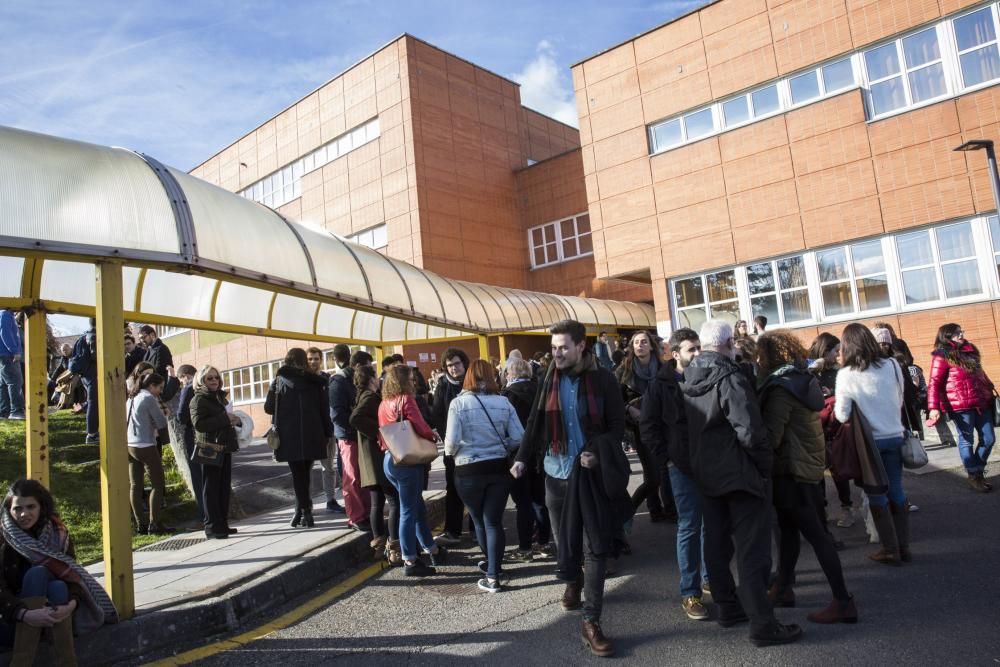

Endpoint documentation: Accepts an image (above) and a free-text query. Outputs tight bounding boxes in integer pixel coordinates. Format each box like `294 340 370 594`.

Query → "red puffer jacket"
927 343 993 413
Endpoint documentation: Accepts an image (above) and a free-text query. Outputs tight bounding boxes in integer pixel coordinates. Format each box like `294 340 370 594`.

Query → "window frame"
951 3 1000 93
527 212 593 269
815 239 894 318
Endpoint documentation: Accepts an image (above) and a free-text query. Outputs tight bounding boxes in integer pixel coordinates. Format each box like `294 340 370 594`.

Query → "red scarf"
544 365 601 455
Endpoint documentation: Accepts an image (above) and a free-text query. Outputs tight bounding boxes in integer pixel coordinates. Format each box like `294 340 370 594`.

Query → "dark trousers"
183 437 206 523
203 454 233 534
510 467 551 549
81 375 98 434
288 460 314 509
455 471 510 578
372 482 400 541
546 476 607 623
702 488 775 633
443 455 465 535
774 477 850 601
629 425 674 514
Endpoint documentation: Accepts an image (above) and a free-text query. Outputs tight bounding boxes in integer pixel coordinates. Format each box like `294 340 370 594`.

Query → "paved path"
141 446 1000 665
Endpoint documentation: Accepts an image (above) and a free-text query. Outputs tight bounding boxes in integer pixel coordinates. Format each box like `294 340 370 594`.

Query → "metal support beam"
477 335 489 360
497 335 507 364
24 308 49 486
95 262 134 619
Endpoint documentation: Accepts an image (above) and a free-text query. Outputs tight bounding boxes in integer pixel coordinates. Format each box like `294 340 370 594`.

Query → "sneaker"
435 532 461 546
403 558 436 577
348 520 372 534
681 596 709 620
532 542 555 559
146 523 175 535
429 545 448 567
477 577 501 593
750 621 804 647
326 500 346 514
507 548 534 562
7 413 25 420
908 503 920 512
85 433 100 444
836 508 855 528
701 581 712 597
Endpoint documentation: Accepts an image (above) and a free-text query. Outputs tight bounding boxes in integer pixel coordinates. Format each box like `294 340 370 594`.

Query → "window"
722 96 750 126
864 26 948 116
347 224 388 251
790 71 821 105
988 215 1000 281
954 5 1000 89
673 270 738 330
239 117 380 209
223 359 282 405
751 84 781 116
817 240 891 316
684 108 715 140
822 58 855 93
746 256 812 324
151 325 189 339
650 118 682 152
896 222 982 304
528 213 592 268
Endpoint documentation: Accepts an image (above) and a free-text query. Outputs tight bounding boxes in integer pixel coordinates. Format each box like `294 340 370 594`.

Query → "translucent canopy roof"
0 125 654 344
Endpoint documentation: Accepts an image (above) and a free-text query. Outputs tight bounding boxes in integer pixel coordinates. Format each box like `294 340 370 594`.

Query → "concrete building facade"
572 0 1000 377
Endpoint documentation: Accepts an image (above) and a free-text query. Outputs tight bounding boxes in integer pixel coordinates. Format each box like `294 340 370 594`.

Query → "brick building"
572 0 1000 378
169 34 651 424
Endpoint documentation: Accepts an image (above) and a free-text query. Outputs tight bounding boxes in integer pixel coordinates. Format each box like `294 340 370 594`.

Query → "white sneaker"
836 508 855 528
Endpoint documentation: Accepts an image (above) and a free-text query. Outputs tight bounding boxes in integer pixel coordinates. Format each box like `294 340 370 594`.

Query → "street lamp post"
955 139 1000 218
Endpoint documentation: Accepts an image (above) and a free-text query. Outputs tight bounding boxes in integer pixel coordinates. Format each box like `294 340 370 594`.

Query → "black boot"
302 507 315 527
289 506 302 528
890 501 911 563
868 505 901 566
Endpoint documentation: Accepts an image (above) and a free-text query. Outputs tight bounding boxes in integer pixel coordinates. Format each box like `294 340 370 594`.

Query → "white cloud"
511 41 579 127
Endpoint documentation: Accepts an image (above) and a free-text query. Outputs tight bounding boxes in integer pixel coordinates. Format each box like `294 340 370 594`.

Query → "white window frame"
347 223 388 251
742 255 814 327
895 221 987 307
951 3 1000 93
672 269 739 330
815 239 895 319
528 212 593 269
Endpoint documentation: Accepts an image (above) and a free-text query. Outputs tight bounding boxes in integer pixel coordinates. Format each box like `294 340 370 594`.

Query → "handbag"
894 361 928 469
379 398 438 465
266 381 281 451
193 443 225 467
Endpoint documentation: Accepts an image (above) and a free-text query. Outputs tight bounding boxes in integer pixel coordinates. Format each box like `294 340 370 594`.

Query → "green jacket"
758 364 826 483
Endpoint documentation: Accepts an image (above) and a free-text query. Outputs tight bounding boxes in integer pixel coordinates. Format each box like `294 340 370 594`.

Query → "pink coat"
927 343 993 413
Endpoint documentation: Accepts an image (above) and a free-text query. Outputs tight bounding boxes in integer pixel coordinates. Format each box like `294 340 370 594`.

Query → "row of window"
671 215 1000 332
528 212 594 269
347 223 388 251
649 2 1000 154
239 117 381 210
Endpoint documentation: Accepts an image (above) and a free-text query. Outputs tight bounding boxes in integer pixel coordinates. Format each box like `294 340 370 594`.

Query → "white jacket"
834 359 904 439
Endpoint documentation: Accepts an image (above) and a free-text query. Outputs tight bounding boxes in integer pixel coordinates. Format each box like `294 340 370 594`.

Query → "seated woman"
0 479 117 664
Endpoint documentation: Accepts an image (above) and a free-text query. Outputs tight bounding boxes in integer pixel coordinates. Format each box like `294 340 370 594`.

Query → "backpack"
68 332 95 377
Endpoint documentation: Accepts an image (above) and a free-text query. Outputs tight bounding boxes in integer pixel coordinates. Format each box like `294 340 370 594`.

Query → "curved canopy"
0 125 654 344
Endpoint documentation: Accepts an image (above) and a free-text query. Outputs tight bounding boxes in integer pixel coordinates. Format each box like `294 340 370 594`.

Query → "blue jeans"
670 465 708 598
384 452 435 561
455 471 510 578
0 566 69 646
0 355 24 418
81 375 98 435
951 409 995 475
868 436 906 508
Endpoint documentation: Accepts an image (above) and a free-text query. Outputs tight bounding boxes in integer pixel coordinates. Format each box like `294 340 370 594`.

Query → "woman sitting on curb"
0 478 118 665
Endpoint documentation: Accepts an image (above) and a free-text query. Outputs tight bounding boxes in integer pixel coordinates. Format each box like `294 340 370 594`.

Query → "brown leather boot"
968 473 990 493
581 620 614 657
561 575 583 611
50 615 78 667
890 502 911 563
10 597 46 667
385 539 403 566
807 596 858 624
868 505 901 566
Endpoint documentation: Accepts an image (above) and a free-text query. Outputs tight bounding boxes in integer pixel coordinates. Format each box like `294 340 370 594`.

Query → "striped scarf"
1 511 118 631
542 354 601 455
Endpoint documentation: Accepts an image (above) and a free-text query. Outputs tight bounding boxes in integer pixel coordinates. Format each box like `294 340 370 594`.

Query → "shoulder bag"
265 381 280 451
894 360 928 469
379 398 438 465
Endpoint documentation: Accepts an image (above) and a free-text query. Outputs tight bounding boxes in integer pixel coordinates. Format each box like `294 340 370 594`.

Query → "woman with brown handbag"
377 365 446 577
190 365 241 539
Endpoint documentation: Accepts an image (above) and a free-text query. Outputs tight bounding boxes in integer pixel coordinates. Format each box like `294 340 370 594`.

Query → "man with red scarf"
512 319 629 658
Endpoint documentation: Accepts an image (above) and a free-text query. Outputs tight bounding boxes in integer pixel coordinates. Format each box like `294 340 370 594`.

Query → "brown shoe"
681 596 709 620
807 596 858 624
767 582 796 608
968 473 991 493
581 620 614 657
868 505 901 566
561 578 583 611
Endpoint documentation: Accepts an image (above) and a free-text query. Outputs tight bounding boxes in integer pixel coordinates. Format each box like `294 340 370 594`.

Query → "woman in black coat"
189 365 241 539
265 348 334 528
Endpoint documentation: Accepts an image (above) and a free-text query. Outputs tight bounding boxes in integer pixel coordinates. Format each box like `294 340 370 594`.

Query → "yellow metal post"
498 335 508 363
477 335 489 360
95 262 134 619
24 308 49 486
374 346 387 369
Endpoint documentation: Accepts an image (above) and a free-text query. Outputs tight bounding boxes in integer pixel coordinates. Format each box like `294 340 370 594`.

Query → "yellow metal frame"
477 335 489 360
24 307 49 486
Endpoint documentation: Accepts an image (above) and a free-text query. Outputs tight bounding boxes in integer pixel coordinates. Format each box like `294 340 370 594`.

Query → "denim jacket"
444 391 524 466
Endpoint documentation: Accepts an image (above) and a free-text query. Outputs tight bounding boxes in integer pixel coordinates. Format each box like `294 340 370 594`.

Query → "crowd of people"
2 309 996 660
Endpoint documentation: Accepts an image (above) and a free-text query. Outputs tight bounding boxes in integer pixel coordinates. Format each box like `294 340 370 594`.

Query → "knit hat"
871 327 892 345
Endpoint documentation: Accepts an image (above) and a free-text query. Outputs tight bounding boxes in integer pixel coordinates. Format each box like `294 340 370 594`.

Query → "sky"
2 0 710 334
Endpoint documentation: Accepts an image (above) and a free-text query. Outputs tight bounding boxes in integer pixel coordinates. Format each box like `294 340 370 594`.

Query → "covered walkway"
0 124 654 617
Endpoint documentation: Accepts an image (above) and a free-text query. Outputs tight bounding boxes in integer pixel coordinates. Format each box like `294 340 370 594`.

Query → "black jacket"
1 526 82 625
639 363 690 476
177 382 196 455
328 366 356 441
349 388 386 490
265 366 333 463
124 347 145 377
431 375 463 438
143 338 173 378
189 387 234 448
681 351 771 498
501 377 538 428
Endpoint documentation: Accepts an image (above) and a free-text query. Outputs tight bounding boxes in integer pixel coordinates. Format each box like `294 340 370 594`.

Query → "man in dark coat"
430 346 470 544
512 319 629 658
680 319 802 647
139 325 173 378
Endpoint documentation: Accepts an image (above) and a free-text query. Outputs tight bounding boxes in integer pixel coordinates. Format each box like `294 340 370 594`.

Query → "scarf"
631 355 659 385
542 353 601 455
944 341 984 373
1 512 118 632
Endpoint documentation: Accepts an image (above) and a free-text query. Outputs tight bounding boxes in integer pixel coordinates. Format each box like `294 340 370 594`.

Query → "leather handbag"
266 382 281 451
900 405 928 470
379 398 438 465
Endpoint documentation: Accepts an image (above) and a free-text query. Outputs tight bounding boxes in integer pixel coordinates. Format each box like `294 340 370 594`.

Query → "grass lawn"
0 411 197 564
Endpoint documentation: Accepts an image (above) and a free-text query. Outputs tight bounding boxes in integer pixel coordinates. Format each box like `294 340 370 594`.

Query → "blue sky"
3 0 709 334
1 0 709 171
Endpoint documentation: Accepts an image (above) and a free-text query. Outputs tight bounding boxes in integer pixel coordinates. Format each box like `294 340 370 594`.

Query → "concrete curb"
70 491 446 666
